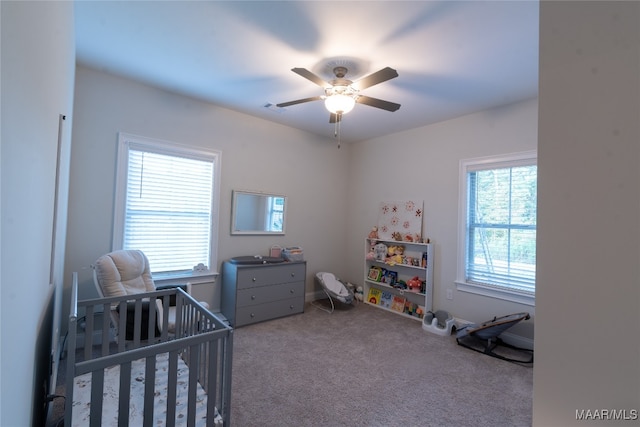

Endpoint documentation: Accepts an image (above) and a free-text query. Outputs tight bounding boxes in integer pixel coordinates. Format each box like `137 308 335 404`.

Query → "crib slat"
148 296 158 344
143 355 156 427
84 305 94 361
118 361 132 427
101 303 111 357
89 370 105 427
206 339 219 427
166 350 178 426
133 298 143 347
159 294 170 340
118 300 127 352
175 295 184 339
221 328 235 426
187 343 200 427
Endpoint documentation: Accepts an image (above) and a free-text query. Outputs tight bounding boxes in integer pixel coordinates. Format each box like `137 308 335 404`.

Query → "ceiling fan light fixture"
324 93 356 114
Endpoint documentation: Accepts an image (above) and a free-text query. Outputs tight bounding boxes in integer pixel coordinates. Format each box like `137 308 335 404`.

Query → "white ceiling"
74 1 539 143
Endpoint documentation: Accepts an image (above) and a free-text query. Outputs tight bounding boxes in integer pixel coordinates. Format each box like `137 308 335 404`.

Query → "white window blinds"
464 156 537 294
114 134 219 275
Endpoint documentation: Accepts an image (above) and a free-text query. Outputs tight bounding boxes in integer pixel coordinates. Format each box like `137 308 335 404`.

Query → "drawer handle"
289 305 294 309
290 272 295 277
252 277 257 282
251 295 256 300
250 313 255 318
290 289 294 294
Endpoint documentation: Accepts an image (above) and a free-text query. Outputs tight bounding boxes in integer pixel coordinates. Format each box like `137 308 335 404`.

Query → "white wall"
534 2 640 425
4 1 638 424
65 66 350 311
346 98 538 339
67 66 539 342
0 2 75 426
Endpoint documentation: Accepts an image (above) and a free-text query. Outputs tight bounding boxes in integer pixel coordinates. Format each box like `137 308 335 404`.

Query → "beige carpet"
230 301 532 427
48 300 532 427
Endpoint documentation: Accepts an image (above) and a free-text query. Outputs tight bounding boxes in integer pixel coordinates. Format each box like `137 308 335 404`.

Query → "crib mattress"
72 352 222 426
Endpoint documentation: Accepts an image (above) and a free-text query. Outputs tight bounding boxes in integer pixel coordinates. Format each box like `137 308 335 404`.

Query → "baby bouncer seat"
313 272 354 313
456 312 534 364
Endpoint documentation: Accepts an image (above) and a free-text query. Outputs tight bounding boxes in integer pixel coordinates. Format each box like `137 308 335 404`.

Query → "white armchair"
93 249 207 341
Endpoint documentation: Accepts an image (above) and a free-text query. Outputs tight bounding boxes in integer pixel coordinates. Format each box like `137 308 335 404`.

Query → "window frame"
113 132 221 279
456 150 537 306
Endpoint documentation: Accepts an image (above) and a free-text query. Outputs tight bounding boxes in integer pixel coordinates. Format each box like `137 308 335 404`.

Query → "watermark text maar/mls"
576 409 638 421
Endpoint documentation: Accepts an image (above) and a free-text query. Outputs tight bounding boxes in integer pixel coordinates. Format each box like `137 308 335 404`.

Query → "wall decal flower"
377 200 423 240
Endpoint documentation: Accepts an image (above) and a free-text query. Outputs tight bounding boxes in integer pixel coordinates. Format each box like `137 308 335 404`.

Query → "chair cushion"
95 250 155 297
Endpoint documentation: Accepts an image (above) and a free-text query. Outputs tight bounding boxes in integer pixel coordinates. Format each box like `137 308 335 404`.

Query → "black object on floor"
456 312 534 364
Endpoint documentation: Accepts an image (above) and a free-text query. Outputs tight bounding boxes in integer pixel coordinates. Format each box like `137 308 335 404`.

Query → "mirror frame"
231 190 287 235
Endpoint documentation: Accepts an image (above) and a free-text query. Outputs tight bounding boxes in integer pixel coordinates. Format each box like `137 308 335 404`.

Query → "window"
457 151 537 305
267 196 284 232
114 133 220 276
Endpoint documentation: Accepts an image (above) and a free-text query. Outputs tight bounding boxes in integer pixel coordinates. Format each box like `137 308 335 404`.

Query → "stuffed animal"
354 286 364 302
373 243 388 261
387 254 403 265
392 231 403 241
407 276 423 292
368 226 379 239
387 245 405 256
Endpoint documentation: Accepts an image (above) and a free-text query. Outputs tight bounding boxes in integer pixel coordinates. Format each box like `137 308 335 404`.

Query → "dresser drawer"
235 297 304 327
236 263 305 289
236 282 304 307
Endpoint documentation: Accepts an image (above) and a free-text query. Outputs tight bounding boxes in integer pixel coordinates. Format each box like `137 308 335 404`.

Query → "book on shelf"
380 291 393 308
381 270 398 286
390 295 406 312
367 266 383 282
367 287 382 305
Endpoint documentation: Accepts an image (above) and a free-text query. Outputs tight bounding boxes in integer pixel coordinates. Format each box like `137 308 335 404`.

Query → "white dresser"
221 261 306 327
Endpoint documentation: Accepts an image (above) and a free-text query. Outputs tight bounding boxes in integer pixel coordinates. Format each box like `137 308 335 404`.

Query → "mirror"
231 190 286 235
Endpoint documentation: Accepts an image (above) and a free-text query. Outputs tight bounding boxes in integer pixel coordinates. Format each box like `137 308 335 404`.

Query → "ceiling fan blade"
276 96 322 108
292 68 329 87
329 112 342 124
356 95 401 112
353 67 399 90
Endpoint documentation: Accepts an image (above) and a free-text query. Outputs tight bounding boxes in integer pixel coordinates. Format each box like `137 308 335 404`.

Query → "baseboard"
453 317 473 330
305 290 325 302
500 331 534 350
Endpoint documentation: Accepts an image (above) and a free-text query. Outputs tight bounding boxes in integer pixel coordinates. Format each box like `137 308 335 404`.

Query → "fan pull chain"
334 113 342 149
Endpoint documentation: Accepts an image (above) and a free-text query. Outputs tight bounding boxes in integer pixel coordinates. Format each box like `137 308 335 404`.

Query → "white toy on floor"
422 310 455 336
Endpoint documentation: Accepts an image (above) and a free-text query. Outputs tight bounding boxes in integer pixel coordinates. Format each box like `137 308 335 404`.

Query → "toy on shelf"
368 226 379 239
373 243 388 261
406 276 424 293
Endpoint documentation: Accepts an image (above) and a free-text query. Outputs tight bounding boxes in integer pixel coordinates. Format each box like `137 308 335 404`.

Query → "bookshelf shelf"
364 238 433 321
